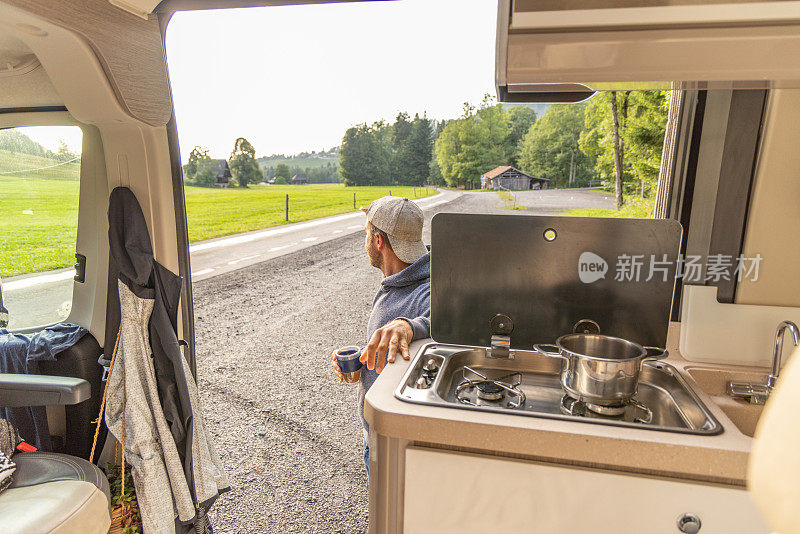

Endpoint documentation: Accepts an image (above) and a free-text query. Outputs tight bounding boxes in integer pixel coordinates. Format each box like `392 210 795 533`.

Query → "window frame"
0 110 108 337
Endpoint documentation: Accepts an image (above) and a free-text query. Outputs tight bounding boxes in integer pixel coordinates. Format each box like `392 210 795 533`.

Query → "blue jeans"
363 437 370 477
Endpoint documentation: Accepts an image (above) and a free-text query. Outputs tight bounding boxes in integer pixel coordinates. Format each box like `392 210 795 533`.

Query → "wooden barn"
197 159 231 187
481 166 549 190
291 173 308 185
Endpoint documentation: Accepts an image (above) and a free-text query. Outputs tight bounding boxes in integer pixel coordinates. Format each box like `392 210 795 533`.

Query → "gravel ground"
194 231 373 533
191 189 610 532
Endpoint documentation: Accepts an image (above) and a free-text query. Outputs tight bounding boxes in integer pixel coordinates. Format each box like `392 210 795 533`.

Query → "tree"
405 114 433 186
0 129 54 158
390 112 413 184
626 91 670 198
517 103 594 189
229 138 262 187
56 138 78 162
579 90 668 203
274 176 288 185
183 146 210 183
610 91 626 209
193 167 217 187
428 155 445 186
504 106 538 167
340 122 391 186
274 163 291 180
434 96 509 188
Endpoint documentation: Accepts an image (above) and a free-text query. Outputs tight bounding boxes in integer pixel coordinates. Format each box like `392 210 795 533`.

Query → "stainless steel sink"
396 343 722 435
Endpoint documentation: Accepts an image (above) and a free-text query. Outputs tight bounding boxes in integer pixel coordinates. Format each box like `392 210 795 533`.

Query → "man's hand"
331 350 344 383
360 319 413 374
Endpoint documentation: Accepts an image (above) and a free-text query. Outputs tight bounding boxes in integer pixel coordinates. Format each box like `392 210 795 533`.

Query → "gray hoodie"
359 253 431 431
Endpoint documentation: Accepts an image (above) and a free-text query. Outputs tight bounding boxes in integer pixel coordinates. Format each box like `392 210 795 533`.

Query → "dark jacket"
104 187 227 532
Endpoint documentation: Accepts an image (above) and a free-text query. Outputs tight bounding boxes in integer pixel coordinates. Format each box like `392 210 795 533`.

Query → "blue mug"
336 346 363 383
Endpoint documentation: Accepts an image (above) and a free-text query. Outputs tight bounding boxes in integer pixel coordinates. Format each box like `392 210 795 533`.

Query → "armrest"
0 374 91 407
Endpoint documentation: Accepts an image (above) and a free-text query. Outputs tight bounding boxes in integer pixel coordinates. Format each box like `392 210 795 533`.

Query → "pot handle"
533 344 563 358
643 346 669 360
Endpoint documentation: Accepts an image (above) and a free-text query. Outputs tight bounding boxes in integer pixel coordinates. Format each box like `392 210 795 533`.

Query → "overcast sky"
165 0 498 161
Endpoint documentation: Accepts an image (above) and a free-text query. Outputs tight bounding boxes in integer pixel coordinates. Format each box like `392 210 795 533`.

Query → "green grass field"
184 183 435 242
0 176 80 277
563 196 656 219
1 176 436 277
0 151 82 277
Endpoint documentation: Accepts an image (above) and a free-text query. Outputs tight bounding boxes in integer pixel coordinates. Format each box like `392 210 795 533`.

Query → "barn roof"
482 166 549 181
198 159 230 177
482 166 513 179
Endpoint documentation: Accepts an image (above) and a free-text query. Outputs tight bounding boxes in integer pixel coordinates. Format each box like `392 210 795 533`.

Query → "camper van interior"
1 0 800 533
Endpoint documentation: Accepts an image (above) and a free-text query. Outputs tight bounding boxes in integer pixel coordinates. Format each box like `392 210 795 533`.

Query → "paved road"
460 187 615 215
1 188 612 330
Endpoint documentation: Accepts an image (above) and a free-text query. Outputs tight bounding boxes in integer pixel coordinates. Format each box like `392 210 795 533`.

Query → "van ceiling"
0 30 62 109
112 0 373 18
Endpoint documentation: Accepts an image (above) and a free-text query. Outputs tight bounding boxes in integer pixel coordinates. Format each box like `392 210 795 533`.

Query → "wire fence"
0 156 81 174
282 185 435 221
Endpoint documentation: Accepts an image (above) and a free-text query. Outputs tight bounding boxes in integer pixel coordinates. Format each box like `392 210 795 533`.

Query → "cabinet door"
496 0 800 98
403 447 768 534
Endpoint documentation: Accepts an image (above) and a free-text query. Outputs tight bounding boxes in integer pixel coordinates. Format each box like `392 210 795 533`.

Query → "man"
332 196 431 475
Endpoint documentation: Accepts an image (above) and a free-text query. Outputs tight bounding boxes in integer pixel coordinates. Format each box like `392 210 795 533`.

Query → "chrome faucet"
768 321 800 388
727 320 799 404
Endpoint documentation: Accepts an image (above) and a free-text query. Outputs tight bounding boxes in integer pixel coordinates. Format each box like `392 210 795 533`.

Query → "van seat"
0 452 111 533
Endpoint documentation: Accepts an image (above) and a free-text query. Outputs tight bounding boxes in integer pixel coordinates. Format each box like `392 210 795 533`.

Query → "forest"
340 91 669 207
181 91 669 210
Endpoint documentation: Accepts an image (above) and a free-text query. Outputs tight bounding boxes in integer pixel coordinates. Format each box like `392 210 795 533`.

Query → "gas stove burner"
455 366 526 409
475 380 505 401
585 402 626 417
560 395 653 424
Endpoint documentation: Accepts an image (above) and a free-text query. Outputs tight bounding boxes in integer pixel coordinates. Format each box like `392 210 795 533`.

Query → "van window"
0 125 83 330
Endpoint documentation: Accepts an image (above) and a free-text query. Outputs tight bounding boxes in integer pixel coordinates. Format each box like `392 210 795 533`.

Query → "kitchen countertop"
364 322 761 487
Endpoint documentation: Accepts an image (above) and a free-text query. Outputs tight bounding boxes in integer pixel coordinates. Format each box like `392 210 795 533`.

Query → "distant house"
481 166 549 191
291 173 308 185
198 159 232 187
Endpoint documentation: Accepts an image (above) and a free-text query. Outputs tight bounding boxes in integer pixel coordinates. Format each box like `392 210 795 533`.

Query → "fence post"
389 189 392 197
285 194 289 221
353 192 356 210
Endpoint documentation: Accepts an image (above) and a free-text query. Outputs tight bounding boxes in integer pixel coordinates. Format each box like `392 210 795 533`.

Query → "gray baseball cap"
363 196 428 264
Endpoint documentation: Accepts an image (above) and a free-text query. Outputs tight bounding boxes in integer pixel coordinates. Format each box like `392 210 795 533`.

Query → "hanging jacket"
103 187 229 533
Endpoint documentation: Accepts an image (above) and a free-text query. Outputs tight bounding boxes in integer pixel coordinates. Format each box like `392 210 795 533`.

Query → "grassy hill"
257 154 339 171
258 152 340 183
0 149 80 181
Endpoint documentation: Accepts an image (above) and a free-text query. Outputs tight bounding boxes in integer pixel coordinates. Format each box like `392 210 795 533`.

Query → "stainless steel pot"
533 334 667 407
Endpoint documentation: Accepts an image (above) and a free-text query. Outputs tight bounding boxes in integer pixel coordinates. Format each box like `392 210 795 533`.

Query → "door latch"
74 253 86 283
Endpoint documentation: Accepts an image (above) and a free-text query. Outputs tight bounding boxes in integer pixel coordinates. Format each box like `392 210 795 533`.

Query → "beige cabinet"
403 447 768 534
